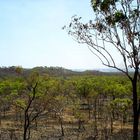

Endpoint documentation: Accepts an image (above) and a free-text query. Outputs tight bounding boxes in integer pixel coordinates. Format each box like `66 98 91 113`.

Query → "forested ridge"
0 66 137 140
0 66 105 78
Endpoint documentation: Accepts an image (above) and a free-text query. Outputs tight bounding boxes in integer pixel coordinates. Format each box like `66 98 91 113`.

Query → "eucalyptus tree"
0 78 24 119
51 95 67 136
14 72 47 140
50 77 75 136
75 77 95 119
110 98 132 124
65 0 140 139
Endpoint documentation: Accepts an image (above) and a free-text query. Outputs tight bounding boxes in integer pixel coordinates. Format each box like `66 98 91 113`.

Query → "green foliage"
109 98 132 113
15 99 26 109
0 71 135 139
91 0 118 12
114 11 126 22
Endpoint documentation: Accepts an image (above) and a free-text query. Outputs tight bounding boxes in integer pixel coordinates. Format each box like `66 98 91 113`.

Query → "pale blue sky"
0 0 105 69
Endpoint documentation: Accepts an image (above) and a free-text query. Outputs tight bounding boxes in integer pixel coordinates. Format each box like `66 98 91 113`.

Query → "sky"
0 0 107 70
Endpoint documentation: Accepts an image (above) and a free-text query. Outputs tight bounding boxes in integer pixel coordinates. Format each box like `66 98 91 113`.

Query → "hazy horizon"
0 65 119 73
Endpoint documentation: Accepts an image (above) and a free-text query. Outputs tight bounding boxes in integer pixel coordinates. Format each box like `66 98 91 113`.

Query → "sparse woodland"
0 0 139 139
0 67 138 140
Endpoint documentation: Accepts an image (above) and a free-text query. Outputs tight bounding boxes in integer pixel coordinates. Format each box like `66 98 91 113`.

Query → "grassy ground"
0 109 135 140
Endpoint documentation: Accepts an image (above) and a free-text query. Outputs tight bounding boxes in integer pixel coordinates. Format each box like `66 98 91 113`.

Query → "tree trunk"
87 99 91 120
35 118 38 129
59 117 64 136
132 78 139 140
94 98 98 136
110 113 113 134
23 112 30 140
0 112 1 126
23 126 27 140
23 112 27 140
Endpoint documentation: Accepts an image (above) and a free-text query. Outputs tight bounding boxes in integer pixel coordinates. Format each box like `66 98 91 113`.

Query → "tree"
51 95 67 136
109 98 132 130
76 77 94 120
20 71 47 140
65 0 140 139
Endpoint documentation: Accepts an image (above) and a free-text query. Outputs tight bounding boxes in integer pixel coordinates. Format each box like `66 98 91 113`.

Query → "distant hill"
0 66 104 78
30 66 105 77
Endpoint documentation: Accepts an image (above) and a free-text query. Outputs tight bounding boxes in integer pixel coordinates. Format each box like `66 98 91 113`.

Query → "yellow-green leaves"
15 99 26 110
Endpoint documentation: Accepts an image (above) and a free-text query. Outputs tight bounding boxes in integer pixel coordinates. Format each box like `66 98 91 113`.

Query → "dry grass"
0 107 135 140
